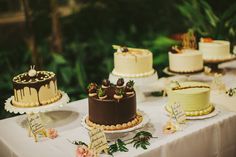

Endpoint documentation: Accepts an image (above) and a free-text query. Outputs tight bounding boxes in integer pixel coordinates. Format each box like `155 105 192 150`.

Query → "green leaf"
60 67 73 84
52 53 67 65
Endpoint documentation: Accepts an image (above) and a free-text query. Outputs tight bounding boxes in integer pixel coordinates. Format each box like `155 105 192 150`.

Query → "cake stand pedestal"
109 71 158 102
4 91 70 127
204 55 236 74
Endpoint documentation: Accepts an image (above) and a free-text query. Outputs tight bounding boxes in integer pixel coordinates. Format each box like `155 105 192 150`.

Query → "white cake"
168 48 203 73
199 39 231 60
112 45 155 77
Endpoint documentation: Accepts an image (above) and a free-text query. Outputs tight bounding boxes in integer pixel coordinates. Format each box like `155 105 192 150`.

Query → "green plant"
177 0 236 40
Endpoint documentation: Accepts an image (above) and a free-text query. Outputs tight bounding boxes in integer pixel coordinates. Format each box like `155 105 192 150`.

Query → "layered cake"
166 81 214 116
168 32 203 73
12 66 61 107
199 38 231 60
86 78 142 131
112 45 155 77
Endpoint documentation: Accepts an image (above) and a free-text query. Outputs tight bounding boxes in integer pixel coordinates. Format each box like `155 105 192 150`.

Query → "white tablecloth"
1 98 236 157
1 60 236 157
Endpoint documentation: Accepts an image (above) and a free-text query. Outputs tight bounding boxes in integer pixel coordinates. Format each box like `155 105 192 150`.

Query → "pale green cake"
166 81 214 116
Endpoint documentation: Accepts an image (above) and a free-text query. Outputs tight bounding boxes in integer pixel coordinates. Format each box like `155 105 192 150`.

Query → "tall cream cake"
112 45 155 77
168 32 203 73
12 67 61 107
166 82 214 116
199 38 231 60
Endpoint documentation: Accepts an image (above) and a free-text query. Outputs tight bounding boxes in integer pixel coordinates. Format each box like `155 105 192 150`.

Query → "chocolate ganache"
88 79 136 126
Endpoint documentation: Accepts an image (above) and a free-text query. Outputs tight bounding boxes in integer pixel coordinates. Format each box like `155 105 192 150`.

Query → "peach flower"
76 145 96 157
47 128 58 139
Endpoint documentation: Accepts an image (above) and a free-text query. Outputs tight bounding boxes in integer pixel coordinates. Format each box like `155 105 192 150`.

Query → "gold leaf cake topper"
182 31 196 49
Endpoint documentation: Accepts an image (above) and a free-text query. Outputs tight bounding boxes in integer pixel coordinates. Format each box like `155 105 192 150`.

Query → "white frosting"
168 49 203 72
112 49 154 77
199 40 230 59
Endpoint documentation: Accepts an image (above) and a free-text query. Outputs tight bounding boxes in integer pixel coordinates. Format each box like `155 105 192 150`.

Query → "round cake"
112 45 155 77
12 67 61 107
166 82 214 116
87 78 142 131
199 38 231 60
168 47 203 73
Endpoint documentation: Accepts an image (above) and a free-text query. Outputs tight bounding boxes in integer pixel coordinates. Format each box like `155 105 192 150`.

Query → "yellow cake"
112 45 155 77
166 82 214 116
12 67 61 107
199 39 231 60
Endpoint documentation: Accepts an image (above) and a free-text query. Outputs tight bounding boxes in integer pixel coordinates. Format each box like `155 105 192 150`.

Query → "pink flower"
47 128 58 139
76 145 96 157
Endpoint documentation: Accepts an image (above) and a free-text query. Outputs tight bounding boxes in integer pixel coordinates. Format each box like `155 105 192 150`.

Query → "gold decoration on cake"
182 31 196 49
86 113 143 131
28 65 37 77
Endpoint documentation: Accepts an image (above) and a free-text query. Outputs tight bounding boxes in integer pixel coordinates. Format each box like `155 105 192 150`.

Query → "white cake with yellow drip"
166 82 214 116
12 66 61 107
112 45 155 77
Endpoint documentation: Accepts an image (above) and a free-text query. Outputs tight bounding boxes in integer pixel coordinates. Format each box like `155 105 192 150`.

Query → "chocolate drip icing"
12 71 57 105
172 85 210 91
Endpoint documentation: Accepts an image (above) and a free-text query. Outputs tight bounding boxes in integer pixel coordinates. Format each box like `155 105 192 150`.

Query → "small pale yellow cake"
166 82 214 116
199 40 231 60
112 45 155 77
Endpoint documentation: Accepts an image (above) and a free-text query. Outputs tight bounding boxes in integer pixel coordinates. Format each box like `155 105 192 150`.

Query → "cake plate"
5 90 70 124
186 108 219 120
81 110 150 139
204 55 236 74
163 67 204 76
109 71 158 86
165 105 219 120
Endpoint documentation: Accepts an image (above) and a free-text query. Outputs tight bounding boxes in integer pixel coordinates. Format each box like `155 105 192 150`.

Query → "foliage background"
0 0 236 119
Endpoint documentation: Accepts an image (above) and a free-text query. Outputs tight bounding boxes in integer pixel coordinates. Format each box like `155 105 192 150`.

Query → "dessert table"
1 61 236 157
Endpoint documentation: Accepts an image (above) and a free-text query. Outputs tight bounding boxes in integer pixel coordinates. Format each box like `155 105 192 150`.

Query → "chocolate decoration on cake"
88 79 137 126
116 78 124 88
88 83 98 97
125 80 135 95
102 79 110 88
170 46 182 54
114 88 124 100
117 46 129 53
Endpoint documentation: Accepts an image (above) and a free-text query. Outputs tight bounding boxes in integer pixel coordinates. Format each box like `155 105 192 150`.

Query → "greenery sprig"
69 131 157 156
108 139 128 155
98 87 106 97
69 140 88 147
132 131 152 149
108 131 157 155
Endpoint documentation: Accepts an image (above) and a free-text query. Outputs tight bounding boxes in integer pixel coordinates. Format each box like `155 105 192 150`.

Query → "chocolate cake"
87 78 142 131
12 66 61 107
